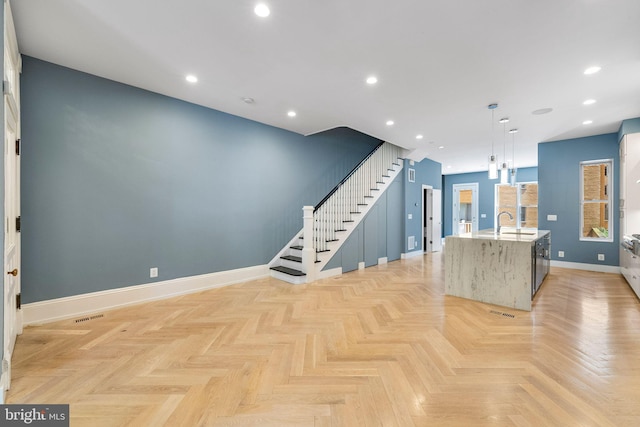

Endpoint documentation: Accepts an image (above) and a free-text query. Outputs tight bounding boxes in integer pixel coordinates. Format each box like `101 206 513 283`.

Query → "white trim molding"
401 250 424 260
22 265 270 326
550 260 621 274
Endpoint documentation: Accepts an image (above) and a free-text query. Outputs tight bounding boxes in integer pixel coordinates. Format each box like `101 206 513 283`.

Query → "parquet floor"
6 252 640 426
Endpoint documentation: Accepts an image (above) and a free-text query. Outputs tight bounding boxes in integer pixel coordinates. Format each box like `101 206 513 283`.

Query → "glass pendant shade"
488 155 498 179
500 163 509 184
510 167 517 186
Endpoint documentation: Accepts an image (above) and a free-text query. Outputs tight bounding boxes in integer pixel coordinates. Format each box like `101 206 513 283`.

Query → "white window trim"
579 159 613 242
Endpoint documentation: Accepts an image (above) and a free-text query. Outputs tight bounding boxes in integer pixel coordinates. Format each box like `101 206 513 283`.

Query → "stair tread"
270 266 306 276
281 255 302 262
290 245 303 250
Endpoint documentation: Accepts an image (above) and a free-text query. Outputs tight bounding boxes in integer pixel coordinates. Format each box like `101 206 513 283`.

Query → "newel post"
302 206 316 283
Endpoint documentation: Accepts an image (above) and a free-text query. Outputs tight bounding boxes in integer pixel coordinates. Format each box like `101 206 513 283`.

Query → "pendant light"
488 104 498 179
499 117 509 184
509 128 518 186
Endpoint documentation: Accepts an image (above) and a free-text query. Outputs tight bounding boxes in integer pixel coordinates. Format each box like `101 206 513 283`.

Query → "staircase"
269 142 403 284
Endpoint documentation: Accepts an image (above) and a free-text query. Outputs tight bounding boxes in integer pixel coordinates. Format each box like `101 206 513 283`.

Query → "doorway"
452 183 478 235
422 186 442 252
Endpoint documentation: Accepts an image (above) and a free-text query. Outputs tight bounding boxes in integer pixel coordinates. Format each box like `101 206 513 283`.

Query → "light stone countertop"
455 228 550 243
444 229 551 311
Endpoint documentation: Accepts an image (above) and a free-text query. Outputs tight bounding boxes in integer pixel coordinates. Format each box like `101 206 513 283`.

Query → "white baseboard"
22 265 270 326
550 260 621 274
358 262 365 270
378 257 388 265
318 267 342 279
401 250 424 260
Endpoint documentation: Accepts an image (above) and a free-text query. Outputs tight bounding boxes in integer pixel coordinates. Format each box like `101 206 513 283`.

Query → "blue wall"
404 158 443 254
538 133 619 266
442 167 538 236
21 56 383 303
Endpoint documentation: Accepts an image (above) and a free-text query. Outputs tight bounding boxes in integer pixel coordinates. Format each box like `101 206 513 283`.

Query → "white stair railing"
302 142 402 274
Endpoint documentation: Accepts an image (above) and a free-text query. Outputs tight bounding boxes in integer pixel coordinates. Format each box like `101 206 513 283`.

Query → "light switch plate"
547 214 557 221
558 251 564 258
481 214 486 218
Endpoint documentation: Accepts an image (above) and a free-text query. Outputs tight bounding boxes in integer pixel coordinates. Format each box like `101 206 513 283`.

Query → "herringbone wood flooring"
7 253 640 426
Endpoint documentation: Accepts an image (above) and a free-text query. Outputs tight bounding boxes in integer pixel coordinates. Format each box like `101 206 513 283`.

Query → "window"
580 159 613 241
495 182 538 229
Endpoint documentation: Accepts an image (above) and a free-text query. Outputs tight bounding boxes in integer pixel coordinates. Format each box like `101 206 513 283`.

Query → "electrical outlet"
558 251 564 258
597 254 605 261
408 213 412 219
481 213 486 218
150 267 158 278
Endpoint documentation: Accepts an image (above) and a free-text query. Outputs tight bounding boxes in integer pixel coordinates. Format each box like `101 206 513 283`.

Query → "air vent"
489 310 515 319
74 314 104 323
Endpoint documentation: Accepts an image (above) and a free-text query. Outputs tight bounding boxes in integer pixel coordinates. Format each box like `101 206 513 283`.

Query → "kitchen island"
445 229 550 311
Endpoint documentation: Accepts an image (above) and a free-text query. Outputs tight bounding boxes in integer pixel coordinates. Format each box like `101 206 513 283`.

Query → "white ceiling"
11 0 640 174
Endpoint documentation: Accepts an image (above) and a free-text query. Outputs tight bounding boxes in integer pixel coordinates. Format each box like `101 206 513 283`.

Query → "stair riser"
270 270 307 285
280 259 303 270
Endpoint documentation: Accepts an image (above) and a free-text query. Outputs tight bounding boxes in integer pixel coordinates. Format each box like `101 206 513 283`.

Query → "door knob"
7 268 17 276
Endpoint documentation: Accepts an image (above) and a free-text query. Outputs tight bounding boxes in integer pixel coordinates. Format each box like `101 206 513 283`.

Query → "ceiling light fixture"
584 66 601 75
366 76 378 85
185 75 198 83
386 120 394 126
242 97 255 104
509 129 518 186
583 99 597 105
287 111 297 117
488 103 498 180
438 145 444 149
416 134 423 140
583 120 593 125
500 117 509 184
532 108 553 115
254 4 270 17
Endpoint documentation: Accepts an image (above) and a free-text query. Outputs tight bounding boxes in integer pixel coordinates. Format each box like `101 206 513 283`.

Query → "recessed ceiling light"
584 66 601 75
438 145 444 149
416 134 423 140
498 117 510 124
254 4 270 17
185 75 198 83
532 108 553 115
447 165 452 169
583 99 597 105
287 110 296 117
366 76 378 85
583 120 593 125
386 120 394 126
508 128 518 134
242 97 255 104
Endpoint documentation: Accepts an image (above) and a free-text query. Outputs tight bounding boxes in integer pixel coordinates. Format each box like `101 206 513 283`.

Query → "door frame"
452 183 479 235
421 186 442 252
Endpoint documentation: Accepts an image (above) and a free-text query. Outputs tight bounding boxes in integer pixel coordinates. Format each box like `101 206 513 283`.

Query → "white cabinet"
620 132 640 298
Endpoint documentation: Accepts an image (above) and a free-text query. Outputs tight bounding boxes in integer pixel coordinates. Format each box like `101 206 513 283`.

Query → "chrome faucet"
496 211 513 234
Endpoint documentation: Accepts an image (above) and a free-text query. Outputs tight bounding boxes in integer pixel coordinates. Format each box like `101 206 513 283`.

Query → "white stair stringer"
268 158 403 284
313 161 403 274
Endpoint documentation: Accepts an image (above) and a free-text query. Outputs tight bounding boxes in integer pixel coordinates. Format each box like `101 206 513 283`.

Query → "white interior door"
423 186 432 252
2 1 21 395
431 189 442 251
422 187 443 252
